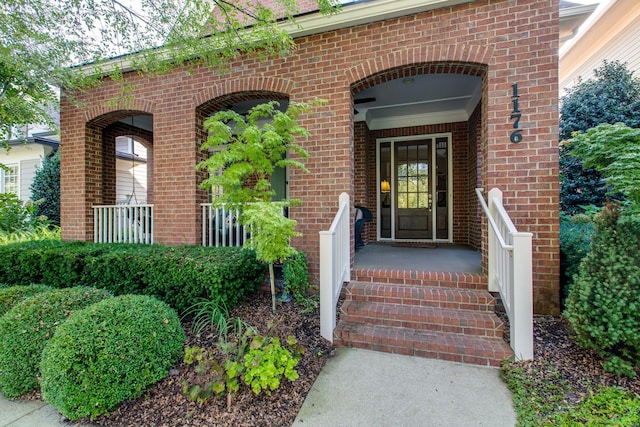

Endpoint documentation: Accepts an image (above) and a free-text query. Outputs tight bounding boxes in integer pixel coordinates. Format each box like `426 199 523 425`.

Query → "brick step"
347 281 495 312
334 322 513 367
352 268 487 290
340 299 504 338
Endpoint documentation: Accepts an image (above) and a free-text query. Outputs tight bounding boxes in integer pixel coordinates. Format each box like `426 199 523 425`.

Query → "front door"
378 134 450 241
395 140 431 239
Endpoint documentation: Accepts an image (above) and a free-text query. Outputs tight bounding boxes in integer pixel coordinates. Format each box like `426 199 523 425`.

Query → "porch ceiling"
354 73 482 130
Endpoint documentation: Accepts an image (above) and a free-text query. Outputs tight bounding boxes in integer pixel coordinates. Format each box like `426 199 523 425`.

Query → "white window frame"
1 164 20 198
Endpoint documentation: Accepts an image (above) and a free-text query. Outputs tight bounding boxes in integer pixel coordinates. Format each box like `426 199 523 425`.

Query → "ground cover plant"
502 316 640 426
40 295 185 420
0 287 112 398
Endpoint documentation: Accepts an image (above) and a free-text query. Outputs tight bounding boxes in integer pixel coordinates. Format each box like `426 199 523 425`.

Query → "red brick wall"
60 0 560 313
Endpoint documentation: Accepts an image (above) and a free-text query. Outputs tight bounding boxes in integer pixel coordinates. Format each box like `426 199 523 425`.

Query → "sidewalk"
293 347 516 427
0 395 86 427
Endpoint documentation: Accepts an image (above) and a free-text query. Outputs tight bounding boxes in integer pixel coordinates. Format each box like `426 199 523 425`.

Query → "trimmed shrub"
0 284 51 316
564 206 640 375
40 295 186 420
559 214 595 305
0 241 265 313
0 287 112 398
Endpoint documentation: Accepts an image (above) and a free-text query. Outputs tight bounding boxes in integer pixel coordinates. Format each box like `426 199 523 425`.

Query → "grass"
501 359 640 426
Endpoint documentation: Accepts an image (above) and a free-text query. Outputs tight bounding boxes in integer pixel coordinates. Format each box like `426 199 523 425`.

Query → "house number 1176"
510 83 522 143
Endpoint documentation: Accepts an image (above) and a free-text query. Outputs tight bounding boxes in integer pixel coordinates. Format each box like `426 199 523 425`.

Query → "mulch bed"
18 297 640 425
82 292 334 427
508 315 640 402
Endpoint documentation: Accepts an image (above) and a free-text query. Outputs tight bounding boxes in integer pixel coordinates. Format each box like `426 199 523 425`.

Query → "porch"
354 243 481 273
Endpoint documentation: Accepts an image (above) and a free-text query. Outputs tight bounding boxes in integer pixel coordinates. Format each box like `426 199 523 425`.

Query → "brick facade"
60 0 560 313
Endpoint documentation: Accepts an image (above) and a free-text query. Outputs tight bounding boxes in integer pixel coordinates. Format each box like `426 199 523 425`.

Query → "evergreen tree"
560 61 640 213
30 151 60 227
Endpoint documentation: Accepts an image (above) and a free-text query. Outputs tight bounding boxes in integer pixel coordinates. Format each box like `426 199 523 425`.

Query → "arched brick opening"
62 108 153 242
193 89 291 240
348 59 488 269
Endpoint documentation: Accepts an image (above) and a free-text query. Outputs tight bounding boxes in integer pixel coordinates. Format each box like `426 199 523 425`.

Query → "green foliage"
560 61 640 140
564 206 640 375
40 295 185 420
0 284 51 316
549 386 640 426
569 123 640 210
182 323 302 406
183 297 231 337
559 214 595 305
1 0 340 147
198 100 322 206
0 226 60 245
0 193 49 233
560 146 608 214
501 358 570 426
30 151 60 227
0 241 265 313
242 335 301 395
560 61 640 213
0 287 112 398
199 100 324 312
283 250 318 312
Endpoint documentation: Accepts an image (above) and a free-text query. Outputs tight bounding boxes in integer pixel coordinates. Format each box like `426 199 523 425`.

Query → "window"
2 165 19 196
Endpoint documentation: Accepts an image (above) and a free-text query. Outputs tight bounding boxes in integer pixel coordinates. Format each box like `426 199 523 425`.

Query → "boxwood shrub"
40 294 186 420
565 206 640 375
0 287 112 398
0 241 265 313
0 284 51 316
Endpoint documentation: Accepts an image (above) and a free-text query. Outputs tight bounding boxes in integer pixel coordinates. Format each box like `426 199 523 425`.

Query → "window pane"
398 193 407 209
4 166 18 195
418 193 428 208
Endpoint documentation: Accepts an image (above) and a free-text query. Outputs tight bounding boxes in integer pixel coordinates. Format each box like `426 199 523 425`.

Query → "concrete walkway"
293 348 516 427
0 395 86 427
1 348 516 427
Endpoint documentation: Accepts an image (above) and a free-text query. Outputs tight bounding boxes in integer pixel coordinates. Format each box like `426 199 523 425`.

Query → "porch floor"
354 243 482 273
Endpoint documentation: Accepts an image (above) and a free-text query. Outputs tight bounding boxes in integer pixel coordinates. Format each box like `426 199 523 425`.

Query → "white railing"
319 192 351 342
476 188 533 361
201 204 248 247
93 204 154 244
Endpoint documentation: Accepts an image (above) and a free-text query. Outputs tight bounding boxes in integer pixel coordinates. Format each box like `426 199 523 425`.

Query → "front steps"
334 271 513 367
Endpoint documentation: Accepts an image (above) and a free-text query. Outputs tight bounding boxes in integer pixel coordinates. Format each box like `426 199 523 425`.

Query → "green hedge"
0 284 52 316
41 295 185 420
0 241 265 313
0 287 112 398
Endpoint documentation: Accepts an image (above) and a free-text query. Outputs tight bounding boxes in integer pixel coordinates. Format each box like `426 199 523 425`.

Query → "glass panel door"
377 134 450 241
395 140 431 239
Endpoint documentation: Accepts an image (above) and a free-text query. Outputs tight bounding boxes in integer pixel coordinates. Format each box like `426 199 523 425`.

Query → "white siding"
20 159 40 201
563 14 640 89
116 158 148 204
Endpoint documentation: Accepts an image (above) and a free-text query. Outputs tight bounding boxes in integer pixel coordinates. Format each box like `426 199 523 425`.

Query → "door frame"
376 133 453 242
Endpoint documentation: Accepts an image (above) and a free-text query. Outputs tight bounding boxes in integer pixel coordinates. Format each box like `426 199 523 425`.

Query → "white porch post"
487 188 501 292
511 231 534 360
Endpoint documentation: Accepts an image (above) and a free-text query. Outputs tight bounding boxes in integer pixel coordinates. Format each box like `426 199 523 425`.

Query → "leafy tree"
1 0 340 147
198 100 323 312
560 61 640 213
569 123 640 210
30 151 60 227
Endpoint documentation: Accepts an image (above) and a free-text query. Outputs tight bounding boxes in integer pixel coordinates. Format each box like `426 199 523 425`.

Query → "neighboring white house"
560 0 640 91
0 131 59 202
